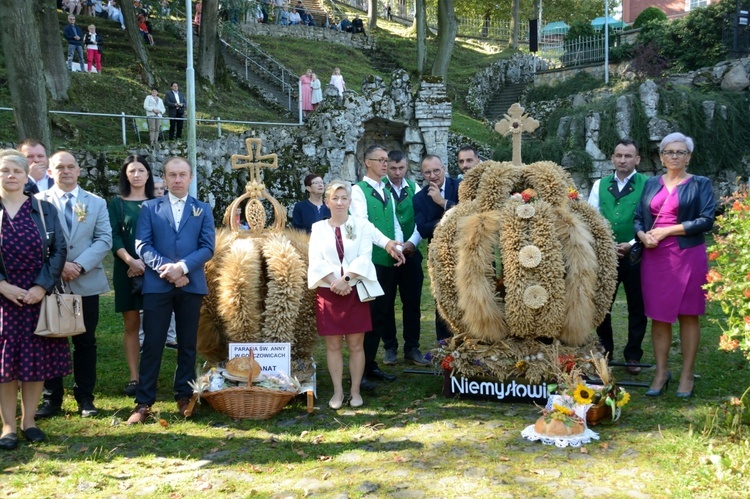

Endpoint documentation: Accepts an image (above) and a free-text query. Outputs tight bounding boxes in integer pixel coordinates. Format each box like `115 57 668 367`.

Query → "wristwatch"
344 275 351 282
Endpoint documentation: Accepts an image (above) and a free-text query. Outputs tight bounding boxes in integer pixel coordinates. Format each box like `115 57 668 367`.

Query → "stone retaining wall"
240 22 374 49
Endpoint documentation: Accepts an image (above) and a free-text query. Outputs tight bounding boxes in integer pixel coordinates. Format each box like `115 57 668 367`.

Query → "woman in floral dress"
0 153 69 450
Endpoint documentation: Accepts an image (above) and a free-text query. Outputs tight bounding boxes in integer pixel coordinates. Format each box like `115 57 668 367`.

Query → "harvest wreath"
428 159 618 382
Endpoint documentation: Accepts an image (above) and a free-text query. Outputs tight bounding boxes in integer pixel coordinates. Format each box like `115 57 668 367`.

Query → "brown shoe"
626 360 642 374
127 404 150 425
177 395 198 418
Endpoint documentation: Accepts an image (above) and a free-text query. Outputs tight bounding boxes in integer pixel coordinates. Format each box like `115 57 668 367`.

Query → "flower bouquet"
584 355 630 425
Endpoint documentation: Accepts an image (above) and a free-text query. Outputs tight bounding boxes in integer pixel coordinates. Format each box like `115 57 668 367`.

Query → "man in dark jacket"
64 15 86 72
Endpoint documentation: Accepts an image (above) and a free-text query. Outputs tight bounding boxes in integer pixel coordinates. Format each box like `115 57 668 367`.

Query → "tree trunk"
36 0 69 101
120 0 155 87
198 0 219 84
431 0 457 80
0 0 51 146
368 0 378 30
509 0 520 49
415 0 426 74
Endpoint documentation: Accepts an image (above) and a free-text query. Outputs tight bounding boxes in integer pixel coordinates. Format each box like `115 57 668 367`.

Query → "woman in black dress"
0 153 68 450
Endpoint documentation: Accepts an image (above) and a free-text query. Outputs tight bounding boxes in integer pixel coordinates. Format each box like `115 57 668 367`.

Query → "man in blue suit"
413 155 459 340
127 157 215 424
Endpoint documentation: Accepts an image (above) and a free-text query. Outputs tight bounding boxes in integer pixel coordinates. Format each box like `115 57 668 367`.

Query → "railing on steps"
219 23 302 120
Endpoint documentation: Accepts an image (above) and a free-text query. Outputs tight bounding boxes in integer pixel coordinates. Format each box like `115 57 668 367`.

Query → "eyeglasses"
423 168 443 177
366 157 388 164
661 150 689 158
310 181 324 186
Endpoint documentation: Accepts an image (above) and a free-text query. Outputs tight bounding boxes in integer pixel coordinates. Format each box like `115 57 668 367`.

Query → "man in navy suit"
164 82 187 140
128 157 215 424
19 139 54 194
413 155 459 340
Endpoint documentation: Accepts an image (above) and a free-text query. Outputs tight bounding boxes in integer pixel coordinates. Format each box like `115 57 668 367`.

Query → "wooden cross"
495 103 540 166
231 137 279 191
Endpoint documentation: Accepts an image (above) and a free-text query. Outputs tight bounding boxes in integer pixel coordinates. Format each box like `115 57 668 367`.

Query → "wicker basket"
586 402 613 426
201 385 297 420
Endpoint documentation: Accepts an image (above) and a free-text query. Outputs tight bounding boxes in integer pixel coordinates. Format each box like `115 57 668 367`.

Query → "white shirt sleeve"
588 179 601 212
350 184 391 249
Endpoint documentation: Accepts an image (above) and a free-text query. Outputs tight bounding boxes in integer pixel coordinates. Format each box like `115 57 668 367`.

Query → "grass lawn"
2 249 750 497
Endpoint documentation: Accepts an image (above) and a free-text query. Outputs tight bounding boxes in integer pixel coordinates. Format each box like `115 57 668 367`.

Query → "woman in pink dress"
634 132 715 398
300 69 313 116
308 181 381 410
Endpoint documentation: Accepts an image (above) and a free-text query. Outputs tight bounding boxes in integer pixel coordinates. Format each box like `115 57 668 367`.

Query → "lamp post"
186 0 197 197
604 0 609 85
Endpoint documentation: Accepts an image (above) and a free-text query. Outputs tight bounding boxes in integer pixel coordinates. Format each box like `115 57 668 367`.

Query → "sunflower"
572 383 594 405
552 403 574 416
616 389 631 407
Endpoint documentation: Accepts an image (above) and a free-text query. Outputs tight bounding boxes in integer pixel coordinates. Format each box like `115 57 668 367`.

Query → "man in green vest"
383 150 428 366
350 145 406 390
588 139 648 374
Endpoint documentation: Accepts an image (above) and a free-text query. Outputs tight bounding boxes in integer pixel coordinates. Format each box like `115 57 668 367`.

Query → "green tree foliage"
636 0 736 71
564 20 596 42
632 6 667 29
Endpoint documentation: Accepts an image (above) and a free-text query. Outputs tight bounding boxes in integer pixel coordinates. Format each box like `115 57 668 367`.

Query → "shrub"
704 182 750 363
633 7 667 29
564 21 596 43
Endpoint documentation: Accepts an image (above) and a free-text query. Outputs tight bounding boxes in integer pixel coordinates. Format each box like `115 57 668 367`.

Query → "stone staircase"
298 0 331 26
485 82 528 121
219 24 300 114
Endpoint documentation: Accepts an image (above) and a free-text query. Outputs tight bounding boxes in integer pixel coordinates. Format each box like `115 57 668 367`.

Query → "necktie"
64 193 74 231
334 226 344 275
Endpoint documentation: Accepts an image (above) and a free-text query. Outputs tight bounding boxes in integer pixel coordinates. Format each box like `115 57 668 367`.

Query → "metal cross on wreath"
495 103 540 166
226 137 286 234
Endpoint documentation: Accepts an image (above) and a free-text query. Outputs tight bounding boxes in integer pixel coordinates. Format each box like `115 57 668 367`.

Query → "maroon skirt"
315 287 372 336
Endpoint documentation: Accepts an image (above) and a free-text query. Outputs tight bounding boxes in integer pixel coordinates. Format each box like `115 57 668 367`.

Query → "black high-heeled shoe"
676 376 695 398
645 370 672 397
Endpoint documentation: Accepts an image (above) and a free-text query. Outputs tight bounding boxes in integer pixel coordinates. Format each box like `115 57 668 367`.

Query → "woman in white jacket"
143 88 166 146
308 180 382 409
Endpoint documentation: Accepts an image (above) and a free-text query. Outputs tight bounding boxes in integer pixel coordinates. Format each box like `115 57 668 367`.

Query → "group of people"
0 140 214 449
589 133 715 399
143 82 187 145
63 3 157 73
302 145 480 409
298 68 346 116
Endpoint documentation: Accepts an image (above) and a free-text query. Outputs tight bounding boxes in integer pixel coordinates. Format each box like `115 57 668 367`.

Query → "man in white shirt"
350 145 406 389
383 150 427 366
587 139 647 373
36 151 112 419
19 139 53 194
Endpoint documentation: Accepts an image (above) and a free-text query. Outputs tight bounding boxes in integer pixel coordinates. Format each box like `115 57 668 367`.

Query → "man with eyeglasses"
413 154 459 341
350 145 406 391
588 139 647 374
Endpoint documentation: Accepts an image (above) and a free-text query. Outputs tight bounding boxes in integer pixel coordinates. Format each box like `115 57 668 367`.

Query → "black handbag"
628 242 643 265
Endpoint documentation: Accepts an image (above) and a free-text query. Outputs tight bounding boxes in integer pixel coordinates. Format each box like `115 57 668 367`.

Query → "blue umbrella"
541 21 569 35
590 16 627 29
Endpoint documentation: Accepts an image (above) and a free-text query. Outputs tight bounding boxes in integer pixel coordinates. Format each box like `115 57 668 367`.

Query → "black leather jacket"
0 197 67 292
634 175 716 249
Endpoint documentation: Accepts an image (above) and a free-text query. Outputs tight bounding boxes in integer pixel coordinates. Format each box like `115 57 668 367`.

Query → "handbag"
355 279 384 302
628 241 643 265
34 285 86 338
32 197 86 338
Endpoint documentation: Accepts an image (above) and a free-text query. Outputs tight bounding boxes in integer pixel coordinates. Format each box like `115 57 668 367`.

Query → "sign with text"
442 371 548 404
228 343 291 376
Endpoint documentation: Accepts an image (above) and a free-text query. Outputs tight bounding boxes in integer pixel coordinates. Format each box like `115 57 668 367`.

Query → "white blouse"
308 216 379 290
